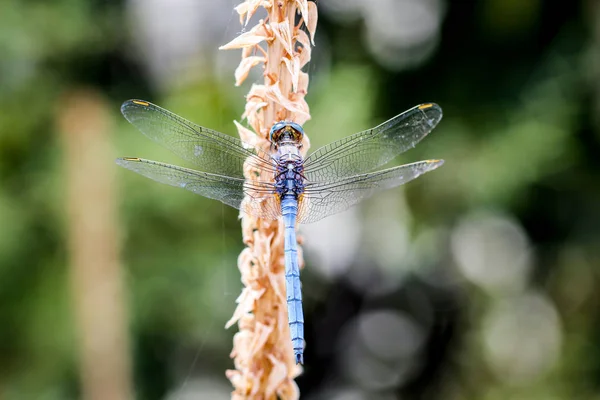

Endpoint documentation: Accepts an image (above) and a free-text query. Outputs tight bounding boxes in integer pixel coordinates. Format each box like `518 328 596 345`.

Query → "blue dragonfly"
117 99 444 364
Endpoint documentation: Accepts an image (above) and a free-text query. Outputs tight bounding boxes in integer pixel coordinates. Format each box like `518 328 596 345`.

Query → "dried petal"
265 83 310 120
249 321 274 357
267 267 285 302
297 71 309 95
307 1 318 45
277 379 300 400
247 113 263 138
234 2 247 25
231 329 253 360
242 85 268 120
238 247 256 268
242 98 268 121
265 355 288 398
234 120 259 149
271 21 294 56
241 45 254 59
292 100 311 125
247 83 267 98
295 0 310 30
235 56 265 86
242 219 255 244
225 287 253 328
282 56 300 92
220 24 270 50
296 30 312 67
226 369 243 388
239 313 255 331
236 0 264 26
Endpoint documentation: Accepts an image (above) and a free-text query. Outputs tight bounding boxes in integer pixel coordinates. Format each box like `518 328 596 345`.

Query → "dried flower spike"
221 0 317 398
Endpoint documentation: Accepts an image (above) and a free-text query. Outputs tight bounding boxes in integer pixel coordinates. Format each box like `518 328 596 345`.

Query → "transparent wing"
297 159 444 224
303 103 442 182
121 100 276 177
117 157 281 220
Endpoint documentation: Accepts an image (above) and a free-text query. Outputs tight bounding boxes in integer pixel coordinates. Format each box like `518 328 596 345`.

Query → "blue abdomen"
281 195 304 364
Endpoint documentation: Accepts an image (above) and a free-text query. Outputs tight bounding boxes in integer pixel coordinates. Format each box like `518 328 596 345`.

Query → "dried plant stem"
220 1 317 399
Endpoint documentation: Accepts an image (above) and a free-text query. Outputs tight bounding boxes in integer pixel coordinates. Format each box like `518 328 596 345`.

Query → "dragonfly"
117 99 444 364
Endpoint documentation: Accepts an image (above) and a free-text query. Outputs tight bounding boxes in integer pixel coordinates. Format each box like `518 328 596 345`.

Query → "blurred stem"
58 90 133 400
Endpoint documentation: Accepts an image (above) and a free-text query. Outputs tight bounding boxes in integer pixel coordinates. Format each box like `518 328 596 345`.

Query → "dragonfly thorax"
274 160 305 198
274 149 305 198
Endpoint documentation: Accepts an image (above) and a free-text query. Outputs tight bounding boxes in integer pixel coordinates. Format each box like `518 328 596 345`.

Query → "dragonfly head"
269 121 304 147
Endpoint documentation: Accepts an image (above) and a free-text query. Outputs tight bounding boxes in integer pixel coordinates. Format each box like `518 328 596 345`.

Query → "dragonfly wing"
303 103 442 182
121 100 276 178
297 159 443 224
117 157 281 220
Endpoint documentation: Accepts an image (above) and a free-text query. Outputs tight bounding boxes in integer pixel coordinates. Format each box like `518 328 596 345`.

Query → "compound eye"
270 122 284 142
290 124 304 141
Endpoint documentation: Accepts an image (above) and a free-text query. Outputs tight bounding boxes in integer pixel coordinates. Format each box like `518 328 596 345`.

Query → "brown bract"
220 1 317 399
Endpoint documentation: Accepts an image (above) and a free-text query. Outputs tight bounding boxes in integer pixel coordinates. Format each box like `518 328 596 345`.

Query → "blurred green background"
1 0 600 399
